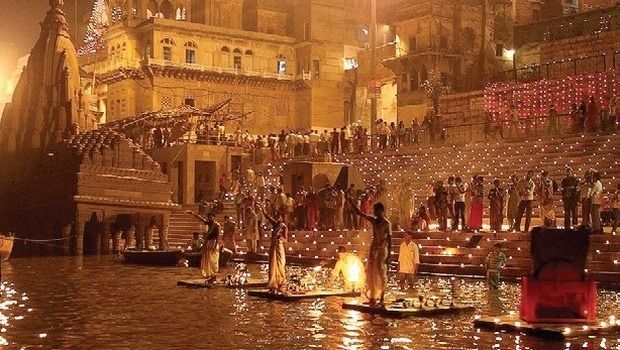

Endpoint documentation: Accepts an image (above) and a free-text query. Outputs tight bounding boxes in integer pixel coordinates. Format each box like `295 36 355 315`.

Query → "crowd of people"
418 167 619 234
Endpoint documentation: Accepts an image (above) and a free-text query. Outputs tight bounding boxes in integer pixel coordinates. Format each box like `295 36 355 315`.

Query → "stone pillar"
159 214 170 250
101 221 112 255
125 226 136 249
61 224 72 255
145 226 155 248
135 221 145 250
113 230 123 254
73 220 85 256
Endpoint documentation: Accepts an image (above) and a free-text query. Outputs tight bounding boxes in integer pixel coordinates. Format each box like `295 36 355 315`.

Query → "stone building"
378 0 515 123
0 0 176 256
81 0 371 133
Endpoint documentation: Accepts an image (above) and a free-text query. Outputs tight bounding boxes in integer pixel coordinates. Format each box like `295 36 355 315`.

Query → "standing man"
590 171 604 233
447 176 457 230
186 211 220 283
561 167 580 229
454 177 467 231
222 215 237 254
347 195 392 307
344 184 358 229
512 170 536 232
331 128 340 155
244 206 260 253
611 183 620 234
398 231 419 290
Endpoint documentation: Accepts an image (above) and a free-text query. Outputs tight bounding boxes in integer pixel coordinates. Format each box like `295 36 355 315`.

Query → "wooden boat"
122 249 184 266
0 234 15 261
342 300 475 318
248 289 360 301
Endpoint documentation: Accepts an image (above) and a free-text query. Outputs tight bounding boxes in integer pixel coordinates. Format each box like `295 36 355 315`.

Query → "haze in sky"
0 0 91 77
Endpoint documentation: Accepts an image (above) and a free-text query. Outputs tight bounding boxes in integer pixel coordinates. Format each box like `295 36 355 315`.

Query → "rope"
12 237 72 243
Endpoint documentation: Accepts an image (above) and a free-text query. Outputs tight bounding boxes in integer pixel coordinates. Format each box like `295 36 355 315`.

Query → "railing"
493 52 620 83
144 58 295 81
514 5 620 47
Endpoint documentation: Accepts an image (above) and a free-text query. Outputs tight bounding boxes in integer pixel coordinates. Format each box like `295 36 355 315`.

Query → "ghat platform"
247 289 361 301
342 300 475 318
473 315 620 340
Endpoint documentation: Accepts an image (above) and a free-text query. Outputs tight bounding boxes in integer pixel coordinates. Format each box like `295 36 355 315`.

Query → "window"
409 68 419 90
186 49 196 63
408 37 417 52
401 74 408 92
278 58 287 74
185 41 197 63
495 43 504 57
163 46 172 61
313 60 320 78
343 57 358 70
184 98 195 107
161 38 175 61
233 48 242 69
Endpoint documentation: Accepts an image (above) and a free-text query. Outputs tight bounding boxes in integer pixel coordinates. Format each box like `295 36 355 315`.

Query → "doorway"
195 160 216 202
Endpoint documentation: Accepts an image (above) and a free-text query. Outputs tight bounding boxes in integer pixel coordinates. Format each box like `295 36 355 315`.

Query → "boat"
122 249 184 266
0 234 15 261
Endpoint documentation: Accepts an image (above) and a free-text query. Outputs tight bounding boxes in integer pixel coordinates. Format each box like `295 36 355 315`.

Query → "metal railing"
145 58 295 81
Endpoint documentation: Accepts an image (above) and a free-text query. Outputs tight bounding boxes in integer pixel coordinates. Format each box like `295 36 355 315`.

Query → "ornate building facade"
82 0 371 133
0 0 175 256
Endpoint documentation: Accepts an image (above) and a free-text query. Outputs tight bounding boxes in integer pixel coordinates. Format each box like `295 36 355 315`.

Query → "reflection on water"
0 256 618 349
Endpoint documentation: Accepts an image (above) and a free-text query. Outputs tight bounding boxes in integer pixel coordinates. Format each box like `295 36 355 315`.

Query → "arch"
185 41 198 48
83 212 104 255
244 49 253 55
161 37 176 46
160 0 174 18
221 46 230 53
232 48 242 55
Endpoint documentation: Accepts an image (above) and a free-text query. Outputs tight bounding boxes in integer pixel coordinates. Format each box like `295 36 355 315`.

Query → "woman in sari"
262 207 288 294
186 211 220 283
468 176 484 230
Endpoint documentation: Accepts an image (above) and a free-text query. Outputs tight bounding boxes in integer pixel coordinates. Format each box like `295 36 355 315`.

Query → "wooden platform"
247 289 360 301
473 315 620 340
177 279 267 289
342 301 475 318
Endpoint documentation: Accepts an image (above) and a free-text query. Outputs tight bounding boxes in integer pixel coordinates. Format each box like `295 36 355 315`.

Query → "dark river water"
0 256 619 350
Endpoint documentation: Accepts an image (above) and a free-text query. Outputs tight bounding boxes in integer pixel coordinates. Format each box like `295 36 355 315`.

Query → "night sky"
0 0 91 77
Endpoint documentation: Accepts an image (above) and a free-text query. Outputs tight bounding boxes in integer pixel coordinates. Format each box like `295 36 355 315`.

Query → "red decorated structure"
519 227 597 324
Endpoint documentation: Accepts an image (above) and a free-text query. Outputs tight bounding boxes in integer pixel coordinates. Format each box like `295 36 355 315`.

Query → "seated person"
330 246 366 291
188 232 204 252
411 206 431 231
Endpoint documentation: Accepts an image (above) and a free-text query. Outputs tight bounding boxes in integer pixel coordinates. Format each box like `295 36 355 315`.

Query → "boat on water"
122 249 184 266
0 234 15 261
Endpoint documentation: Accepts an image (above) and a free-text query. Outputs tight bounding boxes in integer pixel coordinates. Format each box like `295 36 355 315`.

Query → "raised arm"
346 195 375 222
260 205 277 225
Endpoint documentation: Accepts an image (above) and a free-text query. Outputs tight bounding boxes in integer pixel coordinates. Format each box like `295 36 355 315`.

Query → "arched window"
161 38 175 61
160 0 174 19
146 0 157 18
244 49 253 56
185 41 197 63
233 48 242 69
221 46 230 53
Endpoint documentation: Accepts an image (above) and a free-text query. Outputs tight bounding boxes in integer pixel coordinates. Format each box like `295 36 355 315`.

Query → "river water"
0 256 618 350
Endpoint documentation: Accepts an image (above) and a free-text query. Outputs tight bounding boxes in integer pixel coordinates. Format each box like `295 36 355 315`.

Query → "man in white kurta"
398 231 420 290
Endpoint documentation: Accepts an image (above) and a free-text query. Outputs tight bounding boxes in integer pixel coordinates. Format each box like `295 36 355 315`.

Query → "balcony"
145 58 295 81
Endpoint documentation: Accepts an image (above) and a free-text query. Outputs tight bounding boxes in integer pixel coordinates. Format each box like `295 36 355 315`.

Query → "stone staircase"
167 200 238 248
246 228 620 285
